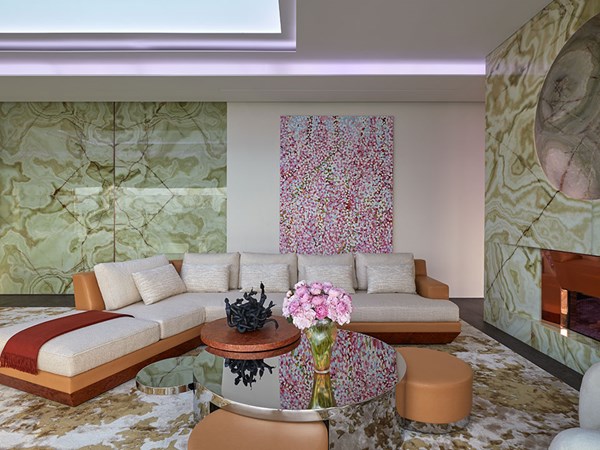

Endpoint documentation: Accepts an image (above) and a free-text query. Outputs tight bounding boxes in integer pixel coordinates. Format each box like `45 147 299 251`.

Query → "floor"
0 295 583 390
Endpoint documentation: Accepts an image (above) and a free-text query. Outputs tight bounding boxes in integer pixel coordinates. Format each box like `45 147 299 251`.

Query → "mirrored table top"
193 330 404 421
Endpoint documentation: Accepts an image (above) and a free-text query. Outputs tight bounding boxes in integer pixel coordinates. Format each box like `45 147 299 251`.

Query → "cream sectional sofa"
0 252 459 406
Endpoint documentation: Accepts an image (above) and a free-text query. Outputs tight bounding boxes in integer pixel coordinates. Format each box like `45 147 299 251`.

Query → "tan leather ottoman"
396 347 473 433
187 409 328 450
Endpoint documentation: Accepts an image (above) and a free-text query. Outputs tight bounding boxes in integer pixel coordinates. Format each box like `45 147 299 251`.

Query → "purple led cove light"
0 60 485 76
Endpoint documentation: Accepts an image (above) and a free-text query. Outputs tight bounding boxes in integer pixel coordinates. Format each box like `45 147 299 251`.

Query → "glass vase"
308 373 337 409
304 318 337 374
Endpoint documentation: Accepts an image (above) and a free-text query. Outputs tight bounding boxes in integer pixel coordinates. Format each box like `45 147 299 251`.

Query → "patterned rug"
0 307 579 449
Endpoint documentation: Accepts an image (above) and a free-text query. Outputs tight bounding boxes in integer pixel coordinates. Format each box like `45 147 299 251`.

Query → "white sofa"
0 252 459 406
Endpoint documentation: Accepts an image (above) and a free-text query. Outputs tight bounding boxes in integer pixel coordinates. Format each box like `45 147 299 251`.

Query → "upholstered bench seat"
0 312 160 377
396 347 473 433
187 409 328 450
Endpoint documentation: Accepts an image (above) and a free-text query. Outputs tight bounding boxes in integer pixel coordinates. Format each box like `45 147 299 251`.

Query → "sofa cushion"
161 291 284 323
367 264 416 294
348 292 459 322
181 263 230 293
240 263 290 293
132 264 187 305
297 254 357 288
0 311 160 377
94 254 170 310
184 253 240 290
240 253 298 285
305 264 356 293
355 253 414 291
117 295 207 339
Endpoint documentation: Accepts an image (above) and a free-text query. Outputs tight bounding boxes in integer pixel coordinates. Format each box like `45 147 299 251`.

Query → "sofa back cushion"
181 263 230 293
355 253 414 291
94 254 170 310
183 252 240 289
132 264 187 305
297 254 357 289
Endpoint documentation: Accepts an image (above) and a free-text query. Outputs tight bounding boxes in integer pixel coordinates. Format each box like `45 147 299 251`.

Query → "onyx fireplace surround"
542 250 600 342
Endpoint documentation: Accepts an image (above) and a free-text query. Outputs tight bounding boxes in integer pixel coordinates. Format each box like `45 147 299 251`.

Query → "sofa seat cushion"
152 291 284 323
349 292 459 322
0 311 160 377
117 294 207 339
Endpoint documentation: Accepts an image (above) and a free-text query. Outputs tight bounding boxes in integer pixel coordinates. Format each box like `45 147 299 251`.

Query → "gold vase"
308 372 336 409
304 318 337 374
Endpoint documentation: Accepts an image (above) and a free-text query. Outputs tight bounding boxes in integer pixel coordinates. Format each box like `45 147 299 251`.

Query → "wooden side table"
200 316 300 353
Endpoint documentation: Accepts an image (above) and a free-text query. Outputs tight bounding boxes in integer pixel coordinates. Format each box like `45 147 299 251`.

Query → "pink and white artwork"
280 115 394 255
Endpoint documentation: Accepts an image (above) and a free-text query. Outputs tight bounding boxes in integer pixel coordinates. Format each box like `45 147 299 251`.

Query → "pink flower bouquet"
282 280 353 330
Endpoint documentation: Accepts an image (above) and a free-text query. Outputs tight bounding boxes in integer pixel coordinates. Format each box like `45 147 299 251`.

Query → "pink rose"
310 282 323 295
315 304 328 320
328 288 343 298
311 294 326 306
295 285 309 297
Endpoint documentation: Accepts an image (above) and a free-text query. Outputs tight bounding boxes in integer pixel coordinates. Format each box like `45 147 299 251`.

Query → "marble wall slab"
0 102 226 294
485 0 600 373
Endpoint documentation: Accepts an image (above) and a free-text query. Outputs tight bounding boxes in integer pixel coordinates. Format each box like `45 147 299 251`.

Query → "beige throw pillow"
183 252 240 289
132 264 187 305
94 254 170 310
355 253 415 290
240 253 298 285
367 264 416 294
180 263 230 293
305 264 356 293
240 263 290 293
298 254 357 289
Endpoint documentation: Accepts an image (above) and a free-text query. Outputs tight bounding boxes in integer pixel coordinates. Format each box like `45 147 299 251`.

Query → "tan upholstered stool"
187 409 329 450
396 347 473 433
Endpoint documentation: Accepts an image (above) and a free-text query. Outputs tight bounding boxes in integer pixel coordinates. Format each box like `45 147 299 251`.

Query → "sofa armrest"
416 275 449 300
72 271 106 311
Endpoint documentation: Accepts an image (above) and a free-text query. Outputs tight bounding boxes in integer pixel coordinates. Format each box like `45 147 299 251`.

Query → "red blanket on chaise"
0 310 133 374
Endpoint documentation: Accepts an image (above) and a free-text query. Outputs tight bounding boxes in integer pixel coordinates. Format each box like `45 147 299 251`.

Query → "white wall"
227 102 485 297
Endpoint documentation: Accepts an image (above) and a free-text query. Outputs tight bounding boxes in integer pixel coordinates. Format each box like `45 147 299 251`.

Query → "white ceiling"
0 0 553 102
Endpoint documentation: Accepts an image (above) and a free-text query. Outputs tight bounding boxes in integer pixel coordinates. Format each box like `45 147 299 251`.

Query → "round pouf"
396 347 473 433
187 409 329 450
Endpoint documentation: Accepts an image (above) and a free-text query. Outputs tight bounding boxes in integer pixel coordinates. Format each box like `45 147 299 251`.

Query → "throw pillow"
305 264 356 293
355 253 415 290
183 252 240 289
132 264 187 305
94 254 170 310
239 263 290 293
367 264 416 294
180 263 230 293
240 252 298 285
297 254 357 289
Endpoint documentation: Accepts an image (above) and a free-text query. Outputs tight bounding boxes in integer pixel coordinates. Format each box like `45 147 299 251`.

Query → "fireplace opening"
541 249 600 342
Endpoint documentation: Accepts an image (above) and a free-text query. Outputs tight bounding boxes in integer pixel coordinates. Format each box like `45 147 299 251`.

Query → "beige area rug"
0 307 579 449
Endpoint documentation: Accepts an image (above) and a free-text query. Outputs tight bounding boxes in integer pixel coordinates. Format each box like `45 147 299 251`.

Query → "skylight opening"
0 0 282 34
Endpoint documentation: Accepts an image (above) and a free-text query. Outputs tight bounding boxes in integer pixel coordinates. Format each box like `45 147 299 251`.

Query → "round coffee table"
192 330 405 422
136 355 199 395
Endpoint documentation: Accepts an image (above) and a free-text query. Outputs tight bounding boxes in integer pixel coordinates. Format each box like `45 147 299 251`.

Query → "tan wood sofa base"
0 325 203 406
342 322 460 344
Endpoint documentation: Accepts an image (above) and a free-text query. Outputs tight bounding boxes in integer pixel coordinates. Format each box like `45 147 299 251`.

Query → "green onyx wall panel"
485 0 600 373
114 102 227 261
0 102 226 294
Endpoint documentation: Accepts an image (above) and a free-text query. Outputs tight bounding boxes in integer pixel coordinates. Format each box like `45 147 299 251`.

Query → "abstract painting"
280 115 394 255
